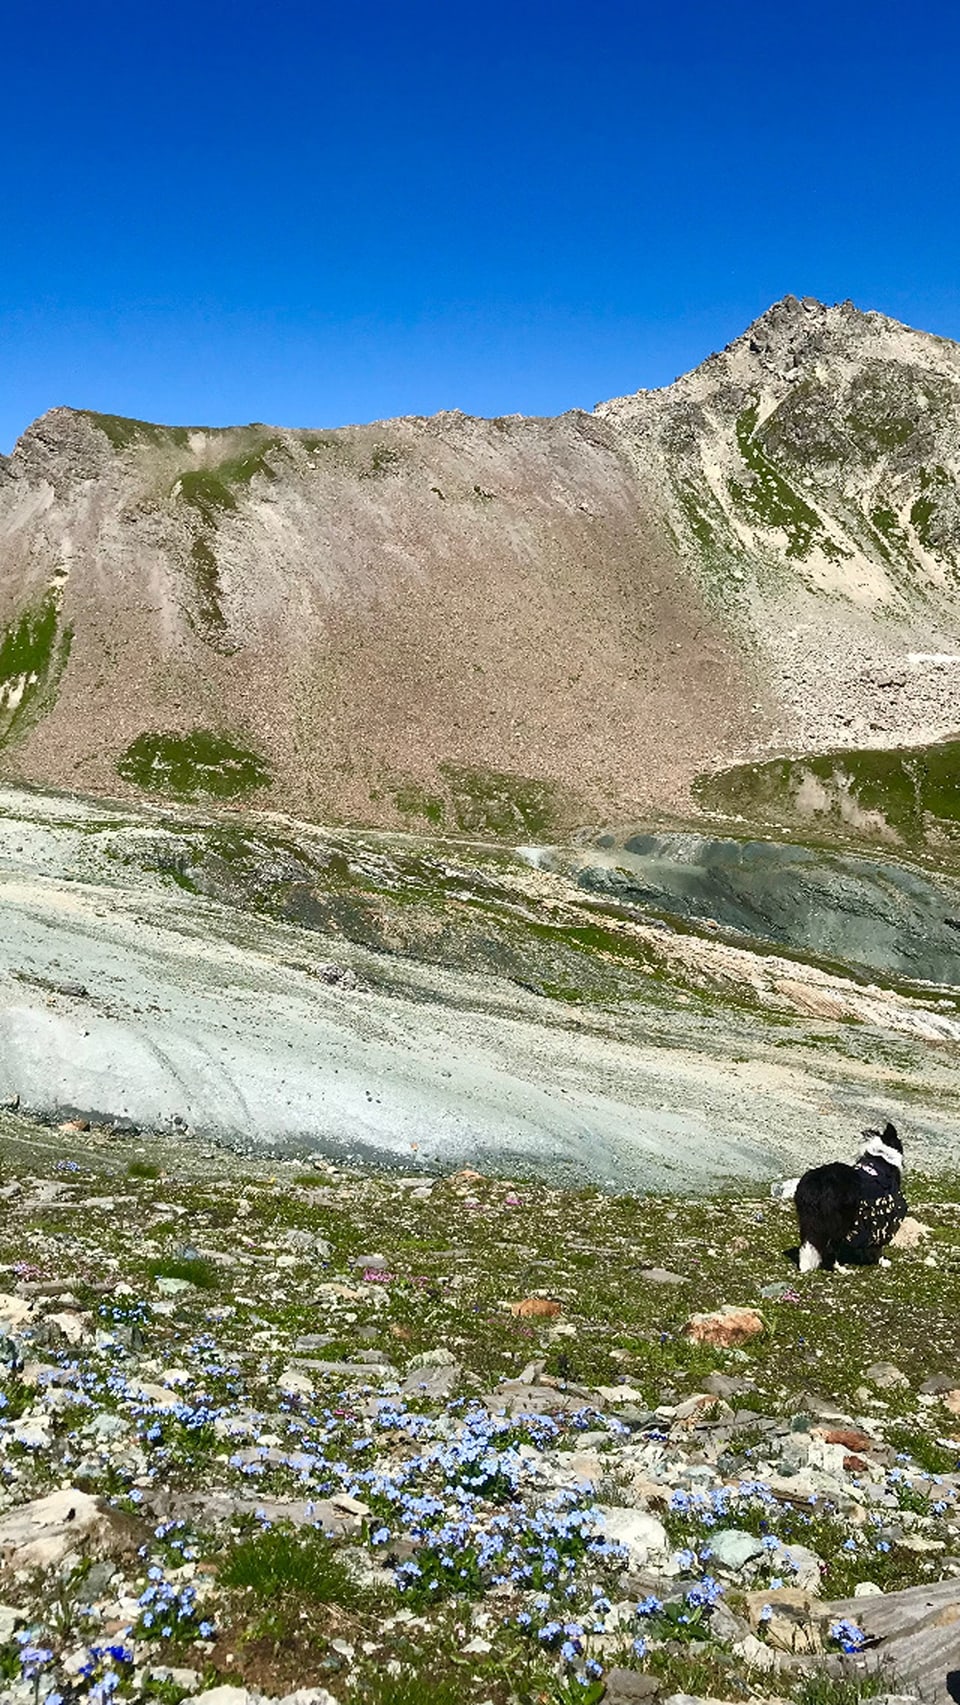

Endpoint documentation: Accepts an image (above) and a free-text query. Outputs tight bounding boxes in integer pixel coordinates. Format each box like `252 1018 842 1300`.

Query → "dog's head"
859 1121 903 1171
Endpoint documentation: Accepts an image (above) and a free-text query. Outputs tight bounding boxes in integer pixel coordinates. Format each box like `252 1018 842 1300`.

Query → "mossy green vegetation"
0 596 73 750
171 440 286 640
173 443 284 517
177 468 238 519
127 1159 161 1180
439 763 565 837
80 411 192 451
146 1253 219 1289
868 504 910 562
908 464 956 555
392 780 447 826
696 737 960 848
752 378 848 469
387 768 570 838
843 362 952 459
188 536 229 635
117 729 272 801
674 477 717 552
730 402 838 560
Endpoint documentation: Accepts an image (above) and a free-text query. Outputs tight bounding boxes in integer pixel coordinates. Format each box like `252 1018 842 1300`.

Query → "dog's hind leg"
798 1241 822 1273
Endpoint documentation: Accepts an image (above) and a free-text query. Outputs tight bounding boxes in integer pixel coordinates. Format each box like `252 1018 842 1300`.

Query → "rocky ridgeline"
4 298 960 828
0 1118 958 1704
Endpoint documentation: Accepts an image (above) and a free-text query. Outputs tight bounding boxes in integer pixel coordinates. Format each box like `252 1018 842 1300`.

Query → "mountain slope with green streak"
598 295 960 759
2 296 960 830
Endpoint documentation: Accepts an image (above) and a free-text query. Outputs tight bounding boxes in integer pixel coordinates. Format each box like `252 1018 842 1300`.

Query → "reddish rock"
683 1305 765 1347
507 1297 562 1319
820 1427 877 1452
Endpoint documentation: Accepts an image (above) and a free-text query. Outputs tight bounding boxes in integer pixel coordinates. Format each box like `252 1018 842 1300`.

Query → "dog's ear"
881 1122 901 1147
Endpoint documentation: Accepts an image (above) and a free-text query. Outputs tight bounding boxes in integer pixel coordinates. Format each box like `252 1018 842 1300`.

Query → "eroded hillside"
2 296 959 830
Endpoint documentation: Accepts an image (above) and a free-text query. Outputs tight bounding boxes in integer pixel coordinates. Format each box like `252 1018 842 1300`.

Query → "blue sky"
2 0 959 451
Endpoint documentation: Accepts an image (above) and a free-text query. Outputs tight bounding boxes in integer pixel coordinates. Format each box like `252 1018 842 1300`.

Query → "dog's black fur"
794 1122 907 1272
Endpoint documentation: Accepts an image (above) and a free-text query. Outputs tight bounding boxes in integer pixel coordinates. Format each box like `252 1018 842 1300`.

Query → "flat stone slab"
483 1380 593 1417
825 1579 960 1704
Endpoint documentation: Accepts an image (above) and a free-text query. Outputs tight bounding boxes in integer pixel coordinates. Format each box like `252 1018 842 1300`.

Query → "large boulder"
0 1487 119 1572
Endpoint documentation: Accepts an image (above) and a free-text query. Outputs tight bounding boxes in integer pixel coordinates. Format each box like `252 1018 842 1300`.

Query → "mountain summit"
1 298 959 831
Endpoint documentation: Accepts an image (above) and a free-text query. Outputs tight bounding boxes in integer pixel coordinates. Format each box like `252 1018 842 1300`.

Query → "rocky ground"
0 1111 958 1705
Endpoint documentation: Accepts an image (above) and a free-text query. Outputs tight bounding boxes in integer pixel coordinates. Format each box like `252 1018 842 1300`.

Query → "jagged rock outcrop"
1 295 959 829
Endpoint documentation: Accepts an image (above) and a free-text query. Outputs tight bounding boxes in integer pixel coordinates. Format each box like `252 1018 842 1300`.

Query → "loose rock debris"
0 1115 958 1703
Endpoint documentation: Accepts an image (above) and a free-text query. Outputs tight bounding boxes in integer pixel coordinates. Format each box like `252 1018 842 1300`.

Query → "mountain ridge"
1 296 959 833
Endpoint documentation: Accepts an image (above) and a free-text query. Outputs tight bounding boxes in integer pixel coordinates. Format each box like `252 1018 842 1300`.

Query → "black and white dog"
777 1122 907 1273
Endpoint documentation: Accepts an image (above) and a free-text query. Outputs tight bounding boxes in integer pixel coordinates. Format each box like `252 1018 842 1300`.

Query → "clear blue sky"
2 0 959 451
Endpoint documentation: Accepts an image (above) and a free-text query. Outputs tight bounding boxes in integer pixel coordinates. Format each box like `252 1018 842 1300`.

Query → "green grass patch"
80 411 192 451
695 737 960 847
439 764 567 838
843 362 952 458
790 1671 890 1705
359 443 403 478
177 468 239 520
0 597 73 750
886 1425 960 1476
188 537 227 633
730 402 831 560
0 1379 35 1421
392 782 447 827
355 1670 470 1705
117 729 272 801
127 1160 162 1180
220 1525 368 1608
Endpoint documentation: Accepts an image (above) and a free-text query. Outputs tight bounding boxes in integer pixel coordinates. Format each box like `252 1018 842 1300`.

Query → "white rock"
595 1506 668 1565
709 1528 765 1570
0 1604 24 1641
780 1541 825 1592
10 1415 52 1449
408 1347 459 1369
43 1310 90 1345
0 1294 33 1331
865 1362 909 1390
733 1632 781 1672
330 1493 370 1518
275 1692 339 1705
854 1581 884 1596
889 1217 931 1250
277 1368 314 1399
126 1378 182 1411
0 1487 112 1571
